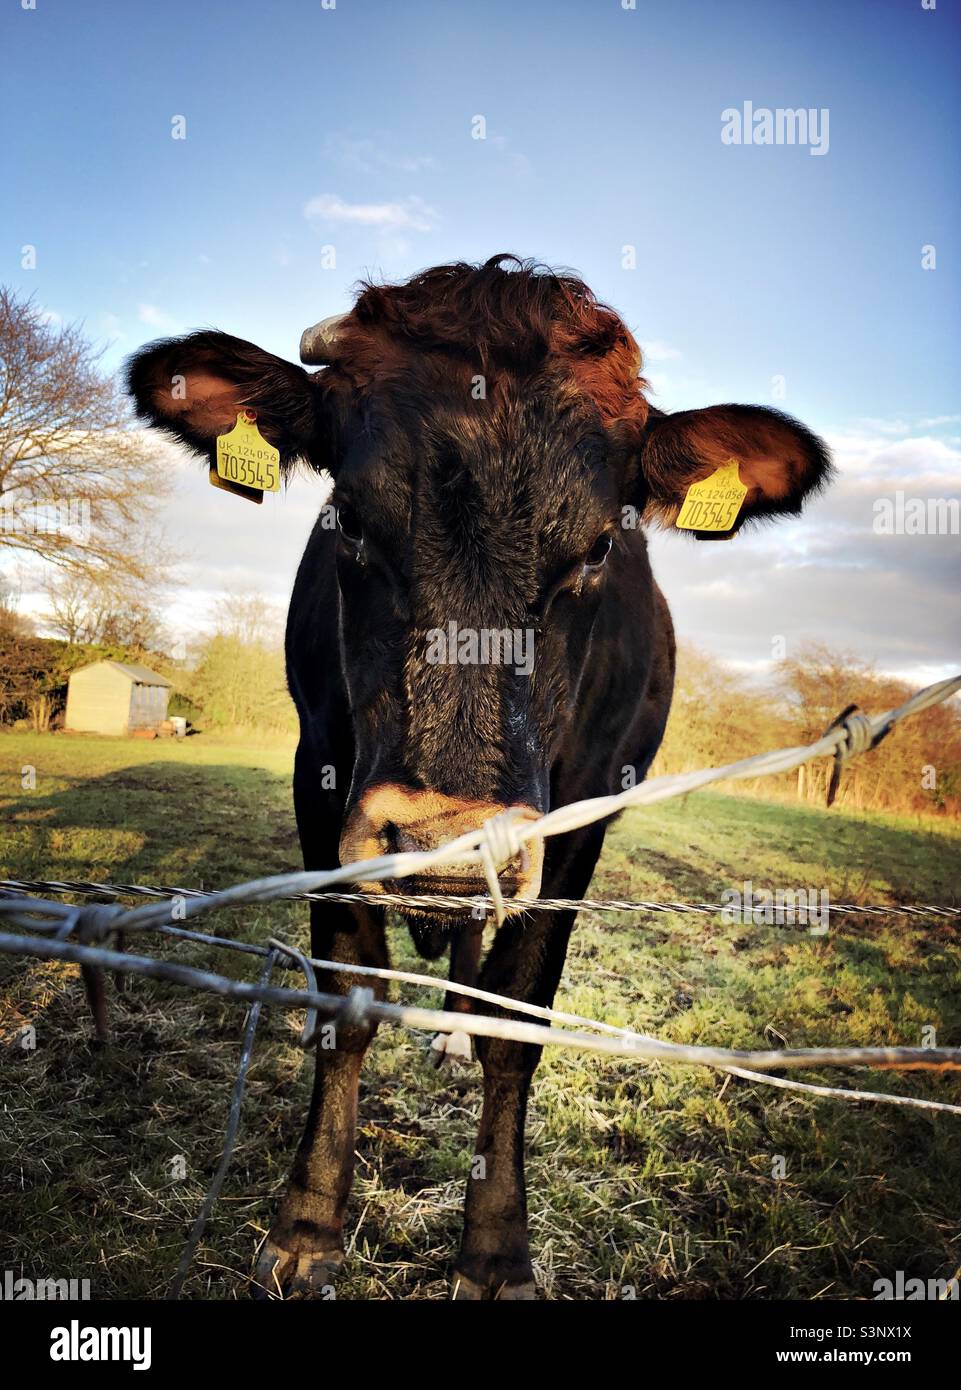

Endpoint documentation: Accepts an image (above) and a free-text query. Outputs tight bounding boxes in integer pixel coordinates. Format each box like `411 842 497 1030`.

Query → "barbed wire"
2 900 957 1097
2 878 958 919
3 929 960 1085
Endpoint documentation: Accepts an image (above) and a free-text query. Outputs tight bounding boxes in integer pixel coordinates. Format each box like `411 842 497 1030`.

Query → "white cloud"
329 136 438 176
303 193 436 233
851 416 914 436
826 431 961 482
843 413 961 440
100 312 125 342
643 340 683 362
918 414 961 430
138 303 178 331
487 133 531 177
684 578 744 600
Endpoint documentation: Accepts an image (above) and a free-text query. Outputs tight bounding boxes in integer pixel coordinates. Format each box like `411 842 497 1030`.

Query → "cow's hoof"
494 1280 538 1300
251 1238 343 1300
450 1271 538 1300
428 1028 474 1068
450 1271 486 1300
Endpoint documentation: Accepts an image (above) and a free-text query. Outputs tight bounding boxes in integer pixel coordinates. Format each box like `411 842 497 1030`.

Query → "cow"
127 255 830 1299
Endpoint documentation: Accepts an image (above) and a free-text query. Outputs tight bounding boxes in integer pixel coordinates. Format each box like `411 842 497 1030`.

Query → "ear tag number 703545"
675 458 748 533
211 411 281 504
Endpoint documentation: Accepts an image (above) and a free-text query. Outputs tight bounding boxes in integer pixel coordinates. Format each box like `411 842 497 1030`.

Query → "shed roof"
74 660 172 687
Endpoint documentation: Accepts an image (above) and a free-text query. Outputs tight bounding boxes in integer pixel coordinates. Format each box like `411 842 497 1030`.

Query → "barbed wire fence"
3 877 960 920
2 672 960 1295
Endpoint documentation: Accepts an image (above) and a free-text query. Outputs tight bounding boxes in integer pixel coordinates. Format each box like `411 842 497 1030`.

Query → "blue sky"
2 0 959 680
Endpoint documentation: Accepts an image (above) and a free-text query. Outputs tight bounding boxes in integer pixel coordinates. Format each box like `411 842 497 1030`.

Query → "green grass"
1 730 959 1300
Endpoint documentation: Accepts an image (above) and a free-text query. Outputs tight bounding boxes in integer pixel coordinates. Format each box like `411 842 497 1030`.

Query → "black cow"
128 255 830 1299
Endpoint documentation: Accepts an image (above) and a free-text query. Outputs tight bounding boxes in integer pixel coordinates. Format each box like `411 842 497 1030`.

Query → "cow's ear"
126 331 320 468
636 404 831 534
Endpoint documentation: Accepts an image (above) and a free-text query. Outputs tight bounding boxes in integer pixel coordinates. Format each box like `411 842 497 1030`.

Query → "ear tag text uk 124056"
674 458 748 533
211 411 281 504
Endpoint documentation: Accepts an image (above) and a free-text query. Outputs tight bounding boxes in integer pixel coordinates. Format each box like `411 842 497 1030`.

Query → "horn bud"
300 313 346 365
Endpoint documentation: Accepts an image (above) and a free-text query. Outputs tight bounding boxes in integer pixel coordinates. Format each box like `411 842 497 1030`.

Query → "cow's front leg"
253 903 387 1298
452 1033 540 1299
451 911 576 1300
452 827 605 1299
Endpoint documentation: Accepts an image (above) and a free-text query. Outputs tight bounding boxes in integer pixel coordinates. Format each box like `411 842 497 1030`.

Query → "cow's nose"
339 783 544 909
388 823 432 857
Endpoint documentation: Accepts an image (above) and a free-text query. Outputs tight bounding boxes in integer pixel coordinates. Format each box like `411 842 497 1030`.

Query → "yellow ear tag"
212 411 281 504
675 457 748 532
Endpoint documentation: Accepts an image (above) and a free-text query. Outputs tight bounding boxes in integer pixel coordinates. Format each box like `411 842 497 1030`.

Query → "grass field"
1 730 960 1300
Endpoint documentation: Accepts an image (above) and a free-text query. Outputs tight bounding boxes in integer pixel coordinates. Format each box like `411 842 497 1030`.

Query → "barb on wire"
822 703 894 808
266 936 320 1047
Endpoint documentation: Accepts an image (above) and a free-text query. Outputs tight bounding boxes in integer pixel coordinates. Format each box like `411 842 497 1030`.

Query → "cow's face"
128 257 830 915
325 362 627 901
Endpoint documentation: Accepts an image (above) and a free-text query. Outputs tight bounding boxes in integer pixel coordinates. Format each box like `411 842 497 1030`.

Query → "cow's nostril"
382 821 425 856
393 827 424 856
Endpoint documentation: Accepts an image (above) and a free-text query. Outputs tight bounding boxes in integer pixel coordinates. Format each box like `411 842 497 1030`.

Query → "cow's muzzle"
339 784 544 915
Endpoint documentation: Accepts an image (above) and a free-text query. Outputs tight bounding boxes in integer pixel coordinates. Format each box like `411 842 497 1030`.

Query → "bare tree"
43 567 168 653
211 592 288 649
42 568 103 643
0 286 170 578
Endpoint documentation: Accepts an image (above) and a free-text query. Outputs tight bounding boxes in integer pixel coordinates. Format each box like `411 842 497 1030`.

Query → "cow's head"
127 256 830 917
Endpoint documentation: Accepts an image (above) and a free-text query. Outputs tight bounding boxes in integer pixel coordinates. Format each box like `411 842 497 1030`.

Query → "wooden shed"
64 661 172 736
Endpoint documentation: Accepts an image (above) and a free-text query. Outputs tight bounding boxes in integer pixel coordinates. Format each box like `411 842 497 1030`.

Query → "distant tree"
778 642 961 814
185 595 294 733
652 642 789 778
0 571 30 634
779 642 874 743
653 640 960 817
0 286 170 579
43 567 168 654
189 636 294 733
0 606 57 726
211 593 287 649
43 569 111 644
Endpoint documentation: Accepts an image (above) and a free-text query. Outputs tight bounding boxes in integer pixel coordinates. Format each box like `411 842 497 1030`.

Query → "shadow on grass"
0 758 319 1298
1 760 300 891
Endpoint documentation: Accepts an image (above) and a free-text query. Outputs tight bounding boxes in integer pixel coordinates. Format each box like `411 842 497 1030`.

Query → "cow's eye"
584 533 613 570
337 505 363 544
